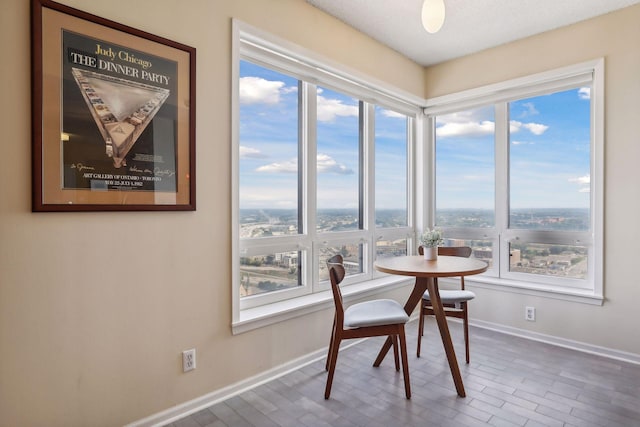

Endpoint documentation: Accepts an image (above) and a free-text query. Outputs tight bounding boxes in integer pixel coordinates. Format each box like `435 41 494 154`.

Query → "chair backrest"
418 245 472 289
327 254 346 325
438 246 472 258
418 245 472 258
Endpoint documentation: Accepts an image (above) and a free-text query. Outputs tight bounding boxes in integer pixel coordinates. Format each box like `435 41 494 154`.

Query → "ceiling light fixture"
421 0 445 34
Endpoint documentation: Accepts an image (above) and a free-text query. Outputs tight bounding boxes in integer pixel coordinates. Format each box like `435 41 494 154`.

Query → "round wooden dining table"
373 255 488 397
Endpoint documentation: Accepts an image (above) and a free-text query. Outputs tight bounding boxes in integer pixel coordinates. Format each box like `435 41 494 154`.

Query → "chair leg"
417 300 425 357
398 326 411 399
463 304 470 364
324 335 341 399
326 315 336 371
392 334 400 371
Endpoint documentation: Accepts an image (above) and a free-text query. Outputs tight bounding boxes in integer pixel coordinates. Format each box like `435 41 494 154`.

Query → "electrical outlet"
525 306 536 321
182 349 196 372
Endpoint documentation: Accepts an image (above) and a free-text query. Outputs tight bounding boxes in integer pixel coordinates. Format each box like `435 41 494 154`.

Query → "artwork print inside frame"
32 0 196 211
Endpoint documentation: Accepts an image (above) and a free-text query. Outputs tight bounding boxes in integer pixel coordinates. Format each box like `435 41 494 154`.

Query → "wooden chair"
324 254 411 399
417 246 476 363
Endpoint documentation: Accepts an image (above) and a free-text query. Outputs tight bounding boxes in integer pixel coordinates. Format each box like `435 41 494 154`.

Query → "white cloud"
239 77 285 105
522 102 540 116
256 153 353 175
578 87 591 100
382 109 406 119
256 158 297 173
570 175 590 193
436 120 495 138
522 123 549 135
239 146 268 159
521 102 539 116
239 187 297 209
437 118 549 139
440 110 485 124
317 94 359 122
569 175 590 185
510 120 549 135
317 153 354 174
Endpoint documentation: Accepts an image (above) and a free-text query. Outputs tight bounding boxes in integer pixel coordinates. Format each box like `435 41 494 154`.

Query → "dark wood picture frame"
32 0 196 211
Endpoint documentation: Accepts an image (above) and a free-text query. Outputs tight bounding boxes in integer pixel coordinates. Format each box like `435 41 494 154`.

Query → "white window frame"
424 59 604 305
232 20 421 333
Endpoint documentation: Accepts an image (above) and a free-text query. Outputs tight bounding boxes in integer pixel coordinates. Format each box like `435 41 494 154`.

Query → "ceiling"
306 0 640 66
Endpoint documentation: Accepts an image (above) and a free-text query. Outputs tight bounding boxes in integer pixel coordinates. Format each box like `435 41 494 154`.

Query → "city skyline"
240 206 590 238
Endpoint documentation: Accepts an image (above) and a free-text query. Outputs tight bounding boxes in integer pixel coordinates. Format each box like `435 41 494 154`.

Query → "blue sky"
239 60 590 213
436 87 591 210
239 60 408 211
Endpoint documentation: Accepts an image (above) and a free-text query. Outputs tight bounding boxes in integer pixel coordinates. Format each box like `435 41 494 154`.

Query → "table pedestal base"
373 276 466 397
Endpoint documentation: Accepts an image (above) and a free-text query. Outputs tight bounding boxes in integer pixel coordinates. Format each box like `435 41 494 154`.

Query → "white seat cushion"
344 299 409 328
423 290 475 304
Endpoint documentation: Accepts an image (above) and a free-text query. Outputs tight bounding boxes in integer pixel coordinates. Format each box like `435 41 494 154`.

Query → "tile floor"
169 319 640 427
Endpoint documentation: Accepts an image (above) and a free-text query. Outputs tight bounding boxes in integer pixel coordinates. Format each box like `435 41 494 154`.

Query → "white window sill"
232 275 414 334
233 273 603 335
461 275 604 305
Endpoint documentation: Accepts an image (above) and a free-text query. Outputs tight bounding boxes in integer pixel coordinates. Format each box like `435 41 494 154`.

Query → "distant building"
510 249 521 265
343 261 360 274
281 252 298 268
445 238 466 247
474 247 493 260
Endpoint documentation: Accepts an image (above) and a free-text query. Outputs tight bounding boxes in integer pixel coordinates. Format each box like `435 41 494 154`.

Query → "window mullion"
494 102 509 278
303 81 318 290
421 114 435 233
590 60 604 298
362 102 375 275
406 116 416 240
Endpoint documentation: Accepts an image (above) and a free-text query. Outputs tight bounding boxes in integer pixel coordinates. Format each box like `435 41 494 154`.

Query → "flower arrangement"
419 227 444 248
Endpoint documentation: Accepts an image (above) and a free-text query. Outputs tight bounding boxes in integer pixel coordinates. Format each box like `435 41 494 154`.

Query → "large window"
233 23 417 325
435 105 497 273
375 106 411 261
506 90 591 284
428 60 603 301
238 62 303 300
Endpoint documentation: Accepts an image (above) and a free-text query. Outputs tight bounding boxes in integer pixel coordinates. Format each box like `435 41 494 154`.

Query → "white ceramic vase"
423 246 438 261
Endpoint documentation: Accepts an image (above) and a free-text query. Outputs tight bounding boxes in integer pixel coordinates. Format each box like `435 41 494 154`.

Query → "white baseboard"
470 318 640 365
124 340 364 427
126 321 640 426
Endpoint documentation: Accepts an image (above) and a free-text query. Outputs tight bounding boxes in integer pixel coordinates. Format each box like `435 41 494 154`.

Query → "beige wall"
2 0 640 426
0 0 422 426
425 6 640 355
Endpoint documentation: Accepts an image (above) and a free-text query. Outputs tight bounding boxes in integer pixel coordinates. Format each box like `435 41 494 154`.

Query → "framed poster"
32 0 196 211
